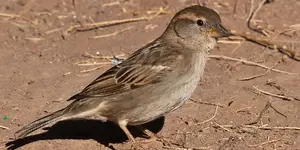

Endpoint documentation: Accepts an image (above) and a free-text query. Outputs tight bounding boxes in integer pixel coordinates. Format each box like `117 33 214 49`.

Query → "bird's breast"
162 52 208 111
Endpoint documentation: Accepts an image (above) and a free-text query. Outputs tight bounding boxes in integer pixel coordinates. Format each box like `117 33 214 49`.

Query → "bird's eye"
196 19 204 26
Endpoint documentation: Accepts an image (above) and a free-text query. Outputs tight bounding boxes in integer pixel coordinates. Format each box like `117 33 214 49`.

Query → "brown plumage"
15 5 231 142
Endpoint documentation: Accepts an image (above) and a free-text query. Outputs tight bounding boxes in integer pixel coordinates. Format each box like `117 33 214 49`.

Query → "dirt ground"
1 0 300 150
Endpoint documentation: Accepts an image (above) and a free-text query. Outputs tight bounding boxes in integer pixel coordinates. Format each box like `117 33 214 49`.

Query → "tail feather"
15 108 65 139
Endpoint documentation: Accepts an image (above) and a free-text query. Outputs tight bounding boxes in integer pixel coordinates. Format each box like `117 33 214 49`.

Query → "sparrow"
15 5 231 142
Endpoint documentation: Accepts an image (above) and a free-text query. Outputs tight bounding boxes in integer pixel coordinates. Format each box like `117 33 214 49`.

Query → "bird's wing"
68 40 180 100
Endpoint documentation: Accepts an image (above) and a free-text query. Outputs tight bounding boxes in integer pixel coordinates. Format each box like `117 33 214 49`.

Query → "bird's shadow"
5 117 165 150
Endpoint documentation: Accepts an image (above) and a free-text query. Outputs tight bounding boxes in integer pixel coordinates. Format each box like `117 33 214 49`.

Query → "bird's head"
164 5 231 52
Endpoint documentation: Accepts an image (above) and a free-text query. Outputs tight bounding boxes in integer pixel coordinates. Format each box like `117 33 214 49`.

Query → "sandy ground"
1 0 300 150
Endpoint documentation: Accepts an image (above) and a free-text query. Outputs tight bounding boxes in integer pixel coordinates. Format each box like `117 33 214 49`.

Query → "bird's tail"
15 108 65 139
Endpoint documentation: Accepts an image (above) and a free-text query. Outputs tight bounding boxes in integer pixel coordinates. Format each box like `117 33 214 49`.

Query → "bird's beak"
208 23 232 38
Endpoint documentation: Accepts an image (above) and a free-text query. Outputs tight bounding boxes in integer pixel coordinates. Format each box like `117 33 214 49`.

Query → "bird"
15 5 231 142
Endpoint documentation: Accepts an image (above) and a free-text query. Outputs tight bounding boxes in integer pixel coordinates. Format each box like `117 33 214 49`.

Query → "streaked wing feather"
67 66 132 100
68 40 178 101
115 65 169 85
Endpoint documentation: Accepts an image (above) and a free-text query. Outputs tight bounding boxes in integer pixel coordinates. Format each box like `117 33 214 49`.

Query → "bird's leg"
118 120 135 142
137 125 172 146
136 126 156 139
135 125 159 144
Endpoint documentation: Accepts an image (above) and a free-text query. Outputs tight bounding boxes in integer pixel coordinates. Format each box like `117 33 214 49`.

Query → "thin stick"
247 139 280 148
230 31 300 61
65 16 148 34
246 0 255 22
217 124 300 131
163 146 210 150
251 0 267 22
0 125 9 130
82 53 126 60
238 71 268 81
25 37 44 42
209 55 298 75
90 27 133 39
270 104 288 118
197 104 219 125
217 40 241 44
0 13 35 25
214 122 233 132
147 6 171 16
253 86 300 101
0 13 20 18
80 66 104 73
246 101 271 125
190 99 224 108
265 80 286 91
255 126 300 130
231 38 246 53
247 0 268 35
272 27 300 41
236 107 252 113
65 7 169 34
237 62 277 81
77 62 111 66
102 1 120 7
45 28 63 34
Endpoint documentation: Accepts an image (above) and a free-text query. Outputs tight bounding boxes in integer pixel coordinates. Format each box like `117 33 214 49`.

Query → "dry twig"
214 122 233 133
217 40 241 44
80 66 104 73
231 39 246 53
90 27 133 39
163 146 210 150
0 13 20 18
247 139 280 148
247 0 270 35
76 53 125 73
269 104 288 118
230 31 300 61
65 7 169 34
246 0 255 22
197 104 219 125
0 125 9 130
235 107 252 113
147 6 171 16
102 1 120 7
215 124 300 131
246 101 271 125
82 53 126 60
265 80 286 91
65 17 147 34
45 28 63 34
77 53 127 73
209 55 298 75
190 99 224 108
237 62 277 81
77 62 111 66
25 37 44 43
0 12 35 25
253 86 300 101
